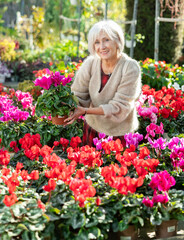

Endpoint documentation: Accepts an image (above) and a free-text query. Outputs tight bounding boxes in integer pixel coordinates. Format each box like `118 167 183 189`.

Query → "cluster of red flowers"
44 160 76 185
1 132 161 209
67 145 103 167
101 143 159 195
19 133 42 161
69 177 96 207
142 85 184 119
1 162 39 207
0 149 10 166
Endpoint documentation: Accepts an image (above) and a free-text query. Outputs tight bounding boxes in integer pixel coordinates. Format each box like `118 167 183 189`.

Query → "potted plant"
0 61 11 83
125 33 145 48
34 68 78 125
142 171 184 239
107 193 144 240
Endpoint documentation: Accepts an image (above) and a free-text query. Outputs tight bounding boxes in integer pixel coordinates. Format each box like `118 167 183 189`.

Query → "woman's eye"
95 41 99 44
105 39 110 42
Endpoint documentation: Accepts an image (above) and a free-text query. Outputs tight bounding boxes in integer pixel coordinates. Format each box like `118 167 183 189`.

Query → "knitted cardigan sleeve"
100 59 141 123
71 56 94 107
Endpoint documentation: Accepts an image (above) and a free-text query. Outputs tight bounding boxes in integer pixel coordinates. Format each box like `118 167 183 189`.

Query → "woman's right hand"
64 106 86 125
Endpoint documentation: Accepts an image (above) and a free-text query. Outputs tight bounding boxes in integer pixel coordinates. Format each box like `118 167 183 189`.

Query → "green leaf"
0 224 7 234
17 223 29 231
21 231 31 240
85 215 98 228
118 220 128 231
1 233 12 240
28 223 45 232
26 208 43 219
136 216 144 227
7 228 23 237
12 203 27 217
150 211 162 226
88 227 101 238
71 213 86 229
76 228 89 240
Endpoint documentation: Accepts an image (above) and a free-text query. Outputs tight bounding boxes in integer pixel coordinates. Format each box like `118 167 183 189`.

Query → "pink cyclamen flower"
152 192 169 204
179 159 184 171
148 95 155 106
142 197 154 208
148 137 167 150
99 132 106 139
149 170 176 192
124 132 143 148
34 76 52 90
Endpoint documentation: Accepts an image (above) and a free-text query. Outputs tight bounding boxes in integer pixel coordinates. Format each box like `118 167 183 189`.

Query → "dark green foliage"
125 0 183 63
0 117 83 151
6 60 50 82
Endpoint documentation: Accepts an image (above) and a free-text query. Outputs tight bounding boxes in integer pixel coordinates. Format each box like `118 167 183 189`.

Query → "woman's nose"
100 42 105 49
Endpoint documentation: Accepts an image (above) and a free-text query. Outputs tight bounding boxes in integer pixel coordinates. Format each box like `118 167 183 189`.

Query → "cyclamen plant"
34 69 78 117
137 85 184 137
0 95 30 122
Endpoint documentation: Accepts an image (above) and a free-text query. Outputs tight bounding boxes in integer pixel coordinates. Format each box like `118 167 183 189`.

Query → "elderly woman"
65 20 142 146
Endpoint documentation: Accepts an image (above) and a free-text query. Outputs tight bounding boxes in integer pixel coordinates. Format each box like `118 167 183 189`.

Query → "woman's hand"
64 106 86 125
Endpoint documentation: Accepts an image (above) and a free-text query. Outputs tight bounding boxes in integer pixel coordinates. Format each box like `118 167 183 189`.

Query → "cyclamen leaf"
28 223 45 231
7 228 23 237
71 213 86 229
88 227 101 238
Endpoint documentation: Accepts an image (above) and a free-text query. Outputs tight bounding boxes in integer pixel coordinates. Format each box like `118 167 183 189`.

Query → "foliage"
0 117 83 151
6 59 50 82
125 33 145 43
35 71 78 117
31 6 45 49
0 38 16 61
125 0 184 63
38 40 87 63
18 80 42 101
140 58 184 90
137 84 184 137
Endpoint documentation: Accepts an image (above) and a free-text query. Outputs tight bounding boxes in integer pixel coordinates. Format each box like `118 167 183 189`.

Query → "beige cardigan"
71 53 142 136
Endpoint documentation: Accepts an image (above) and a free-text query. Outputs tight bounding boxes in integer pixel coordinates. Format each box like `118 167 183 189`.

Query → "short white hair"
88 20 125 56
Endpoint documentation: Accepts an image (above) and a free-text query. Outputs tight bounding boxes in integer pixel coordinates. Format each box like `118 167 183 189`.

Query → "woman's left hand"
64 106 86 125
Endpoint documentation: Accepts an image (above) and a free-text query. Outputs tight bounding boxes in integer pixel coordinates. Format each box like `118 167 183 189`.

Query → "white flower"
172 82 180 90
181 85 184 92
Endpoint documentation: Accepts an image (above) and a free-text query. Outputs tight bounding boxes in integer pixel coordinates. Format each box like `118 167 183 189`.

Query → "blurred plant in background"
140 58 184 91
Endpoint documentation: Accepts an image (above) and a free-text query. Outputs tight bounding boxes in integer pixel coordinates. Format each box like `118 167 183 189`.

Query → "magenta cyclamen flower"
93 134 113 151
137 105 158 123
148 137 167 150
99 133 106 139
93 138 102 151
152 192 169 204
15 90 33 109
34 76 52 90
51 71 71 87
145 122 164 139
149 170 176 192
179 160 184 171
0 96 30 122
124 132 143 148
167 137 180 150
142 197 154 208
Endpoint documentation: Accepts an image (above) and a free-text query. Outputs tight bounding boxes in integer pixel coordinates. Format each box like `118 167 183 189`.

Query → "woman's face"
94 31 118 61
